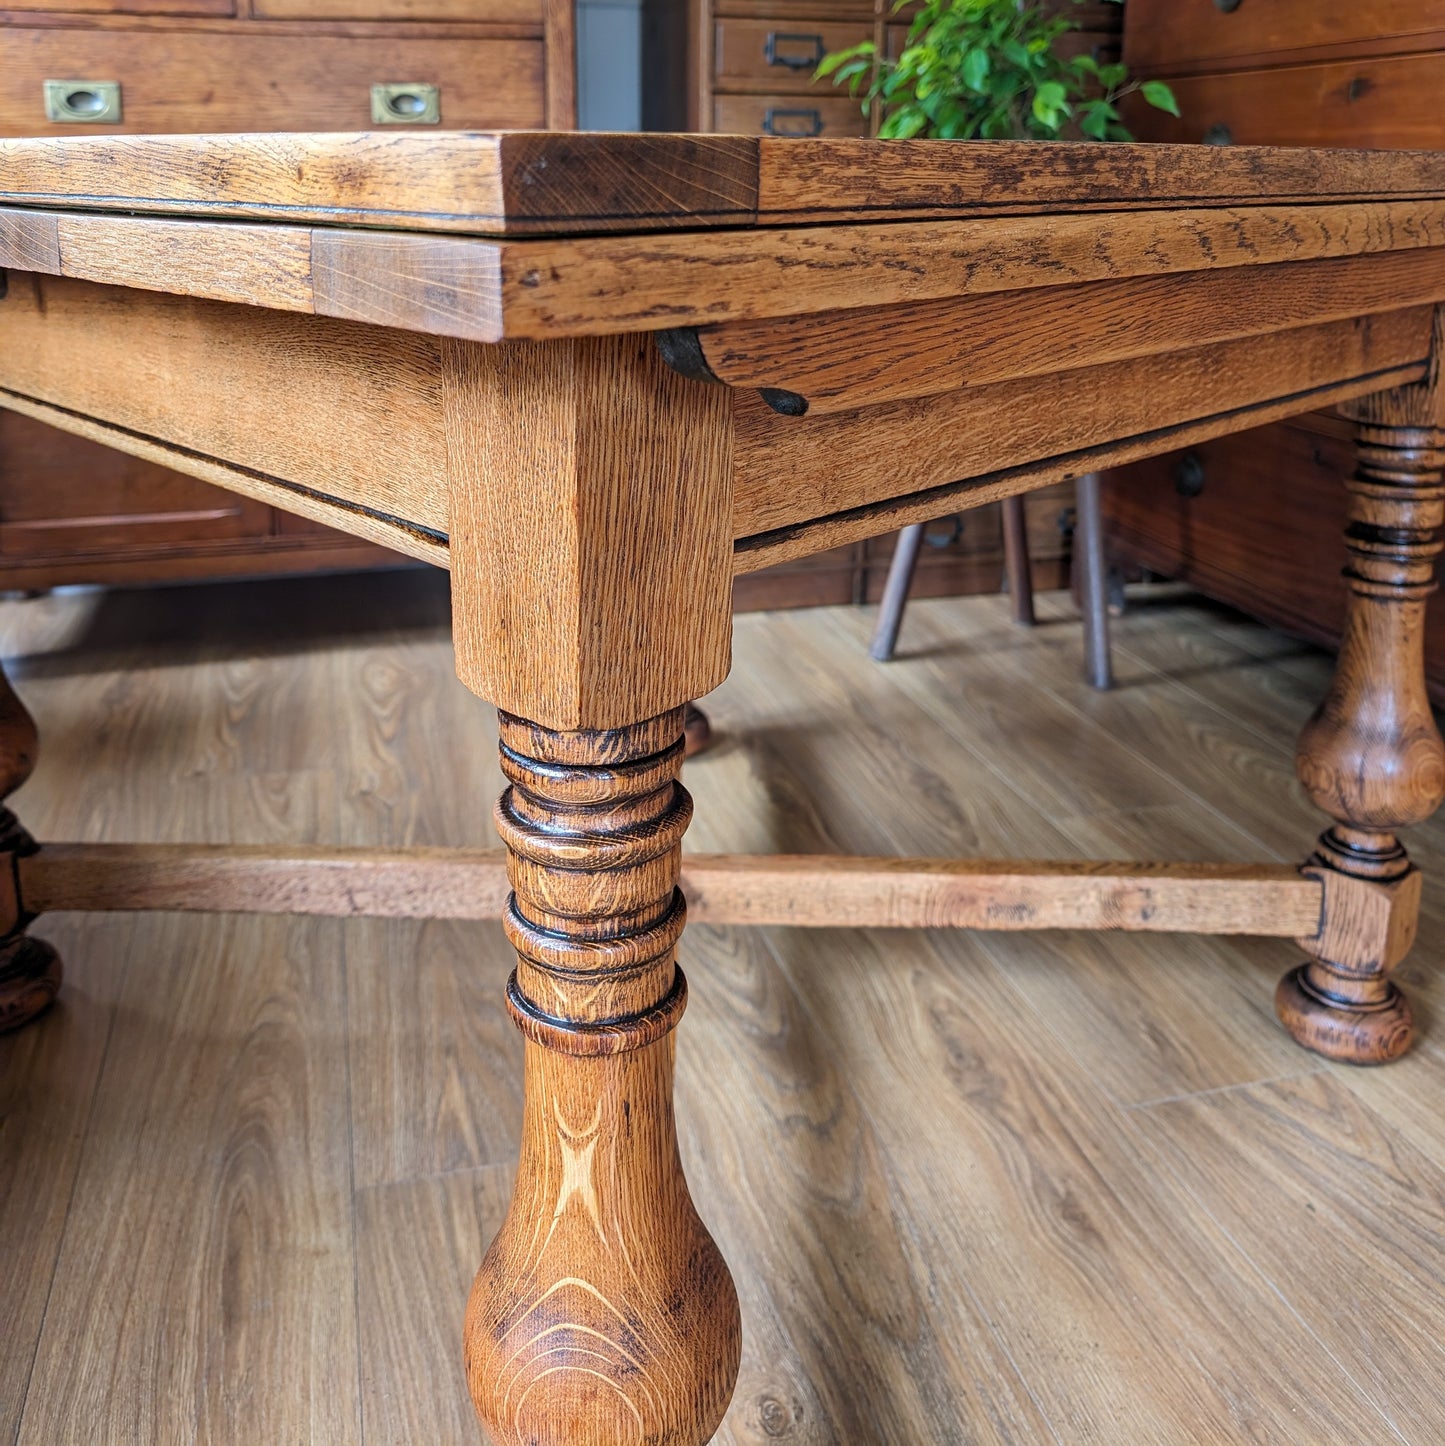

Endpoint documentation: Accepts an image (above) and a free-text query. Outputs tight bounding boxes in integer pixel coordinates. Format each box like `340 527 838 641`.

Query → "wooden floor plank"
766 921 1395 1442
1131 1072 1445 1441
0 575 1442 1443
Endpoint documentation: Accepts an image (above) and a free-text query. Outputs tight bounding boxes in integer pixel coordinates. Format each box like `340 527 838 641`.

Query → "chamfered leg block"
0 659 61 1033
1282 377 1445 1063
465 708 740 1446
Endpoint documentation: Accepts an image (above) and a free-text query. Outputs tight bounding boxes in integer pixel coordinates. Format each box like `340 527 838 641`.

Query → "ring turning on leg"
465 708 740 1446
1284 407 1445 1064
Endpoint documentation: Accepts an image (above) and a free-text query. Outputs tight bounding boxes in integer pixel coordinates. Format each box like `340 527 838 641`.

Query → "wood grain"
8 133 1445 235
16 841 1323 936
445 333 734 730
0 274 450 546
730 309 1433 549
466 710 740 1445
698 249 1445 413
17 198 1445 343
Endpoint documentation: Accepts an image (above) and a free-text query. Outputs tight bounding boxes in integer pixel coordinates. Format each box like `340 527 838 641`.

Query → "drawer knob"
1173 453 1207 499
765 32 826 71
763 106 825 137
371 83 440 126
924 516 965 550
43 80 122 124
1213 0 1244 11
1203 122 1235 146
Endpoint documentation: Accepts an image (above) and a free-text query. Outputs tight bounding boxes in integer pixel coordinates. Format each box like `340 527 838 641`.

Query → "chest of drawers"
685 0 1117 610
1104 0 1445 703
0 0 573 590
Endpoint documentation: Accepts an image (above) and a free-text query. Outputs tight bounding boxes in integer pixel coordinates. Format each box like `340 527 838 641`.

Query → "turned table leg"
0 659 60 1033
1279 406 1445 1063
465 707 740 1445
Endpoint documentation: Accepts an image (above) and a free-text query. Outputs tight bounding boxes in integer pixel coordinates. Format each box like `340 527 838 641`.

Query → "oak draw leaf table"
0 132 1442 1444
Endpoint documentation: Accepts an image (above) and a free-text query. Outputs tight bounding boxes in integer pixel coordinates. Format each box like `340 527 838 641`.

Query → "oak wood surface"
7 133 1445 234
16 842 1325 937
698 250 1445 414
16 198 1445 342
444 333 734 731
0 274 450 550
730 309 1432 549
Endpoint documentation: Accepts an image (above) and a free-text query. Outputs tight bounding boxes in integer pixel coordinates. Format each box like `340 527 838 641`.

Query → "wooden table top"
5 131 1445 234
4 132 1445 348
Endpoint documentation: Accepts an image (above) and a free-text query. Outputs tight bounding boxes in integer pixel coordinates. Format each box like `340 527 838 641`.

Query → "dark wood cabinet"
0 1 573 590
1105 0 1445 702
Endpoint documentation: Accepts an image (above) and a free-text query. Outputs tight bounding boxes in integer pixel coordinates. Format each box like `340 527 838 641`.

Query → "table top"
4 133 1445 348
3 131 1445 234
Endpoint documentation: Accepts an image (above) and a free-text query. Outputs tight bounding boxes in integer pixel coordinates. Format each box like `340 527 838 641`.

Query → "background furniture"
683 0 1090 614
0 0 574 591
1104 0 1445 704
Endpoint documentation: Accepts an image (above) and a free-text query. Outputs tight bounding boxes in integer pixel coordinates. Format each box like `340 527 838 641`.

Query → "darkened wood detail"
1282 348 1445 1063
465 709 740 1446
0 661 60 1033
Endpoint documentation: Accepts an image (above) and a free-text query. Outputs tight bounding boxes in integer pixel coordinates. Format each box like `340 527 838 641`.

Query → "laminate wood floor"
1 570 1442 1445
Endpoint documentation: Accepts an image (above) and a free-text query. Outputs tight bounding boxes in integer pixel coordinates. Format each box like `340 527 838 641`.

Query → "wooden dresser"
0 1 573 589
1103 1 1445 700
686 0 1119 610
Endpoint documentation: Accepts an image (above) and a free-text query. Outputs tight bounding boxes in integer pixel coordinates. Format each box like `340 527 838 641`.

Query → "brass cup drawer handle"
763 106 825 137
765 32 826 71
371 83 441 125
43 80 122 124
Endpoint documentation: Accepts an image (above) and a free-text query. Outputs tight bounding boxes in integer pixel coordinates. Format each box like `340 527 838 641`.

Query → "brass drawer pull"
763 106 825 137
370 83 440 125
43 80 121 124
764 32 826 71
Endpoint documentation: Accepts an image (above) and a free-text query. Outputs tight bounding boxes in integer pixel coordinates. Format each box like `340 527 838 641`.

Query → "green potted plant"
817 0 1178 142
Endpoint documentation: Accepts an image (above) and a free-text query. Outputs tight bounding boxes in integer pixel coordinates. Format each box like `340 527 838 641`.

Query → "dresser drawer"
713 18 874 93
713 94 867 137
0 413 273 559
254 0 538 20
1126 52 1445 150
0 30 545 135
1127 0 1445 73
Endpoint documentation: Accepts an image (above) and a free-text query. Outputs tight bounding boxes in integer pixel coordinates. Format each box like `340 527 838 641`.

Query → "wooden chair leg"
1002 494 1036 627
465 707 740 1446
869 521 926 661
0 659 61 1033
1075 472 1115 691
1279 400 1445 1064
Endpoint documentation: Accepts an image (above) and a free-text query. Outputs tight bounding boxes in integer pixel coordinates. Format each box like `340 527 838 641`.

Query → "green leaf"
962 47 991 92
1141 79 1181 116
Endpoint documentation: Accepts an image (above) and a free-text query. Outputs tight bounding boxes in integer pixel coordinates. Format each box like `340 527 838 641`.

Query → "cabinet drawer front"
714 19 873 92
1 0 228 15
1127 0 1445 72
0 31 544 135
713 94 868 138
255 0 538 20
0 414 273 558
1126 53 1445 151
